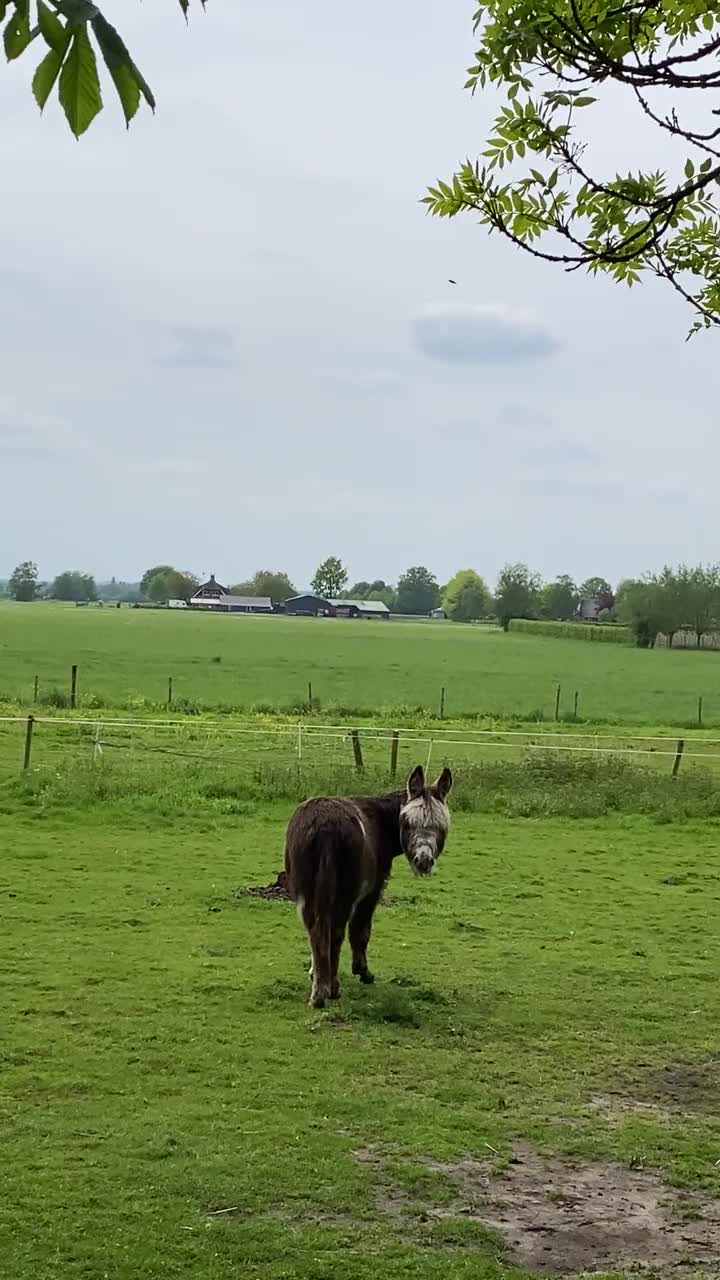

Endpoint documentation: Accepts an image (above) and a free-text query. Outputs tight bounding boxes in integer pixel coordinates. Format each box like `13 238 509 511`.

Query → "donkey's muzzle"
412 851 435 876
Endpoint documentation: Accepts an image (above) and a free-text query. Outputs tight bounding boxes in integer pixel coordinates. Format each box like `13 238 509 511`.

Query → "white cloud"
412 302 561 363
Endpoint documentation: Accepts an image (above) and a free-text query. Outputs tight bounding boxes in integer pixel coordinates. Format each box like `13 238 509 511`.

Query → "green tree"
579 577 612 600
424 0 720 334
230 570 295 604
9 560 39 601
347 579 396 608
1 1 205 138
311 557 348 599
396 566 440 615
97 578 140 603
366 584 397 610
442 569 490 622
140 565 174 598
675 563 720 647
540 575 578 621
144 568 198 603
616 577 663 648
495 562 541 630
51 570 97 602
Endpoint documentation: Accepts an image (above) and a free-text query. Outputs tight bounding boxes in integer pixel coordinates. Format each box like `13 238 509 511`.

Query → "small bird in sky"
448 278 457 284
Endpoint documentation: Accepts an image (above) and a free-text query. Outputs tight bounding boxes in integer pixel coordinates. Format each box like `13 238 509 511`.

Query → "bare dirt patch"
647 1058 720 1113
243 871 291 901
355 1141 720 1274
587 1091 677 1125
590 1058 720 1124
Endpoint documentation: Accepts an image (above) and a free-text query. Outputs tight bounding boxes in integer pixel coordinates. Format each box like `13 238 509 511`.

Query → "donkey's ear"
433 767 453 800
406 764 425 799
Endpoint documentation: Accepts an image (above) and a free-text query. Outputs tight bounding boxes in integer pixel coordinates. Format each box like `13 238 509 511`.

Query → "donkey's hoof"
309 992 326 1009
359 970 375 985
330 981 341 1000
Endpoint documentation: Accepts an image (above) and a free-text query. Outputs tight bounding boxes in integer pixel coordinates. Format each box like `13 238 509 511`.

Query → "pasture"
2 601 720 725
4 602 720 1278
3 777 720 1279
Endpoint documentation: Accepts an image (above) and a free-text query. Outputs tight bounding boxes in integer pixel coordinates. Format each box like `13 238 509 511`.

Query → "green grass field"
4 601 720 1277
3 789 720 1280
2 601 720 725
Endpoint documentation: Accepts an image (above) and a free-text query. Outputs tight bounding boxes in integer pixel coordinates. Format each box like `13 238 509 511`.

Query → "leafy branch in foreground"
2 0 205 136
424 0 720 335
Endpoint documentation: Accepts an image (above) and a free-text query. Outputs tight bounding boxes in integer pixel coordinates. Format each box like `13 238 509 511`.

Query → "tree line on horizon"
4 558 720 645
0 558 700 638
0 557 611 618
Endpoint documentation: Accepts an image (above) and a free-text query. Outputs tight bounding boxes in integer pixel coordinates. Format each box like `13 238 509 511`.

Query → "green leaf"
32 42 67 109
685 158 695 178
58 24 102 137
4 2 35 61
573 96 597 107
700 157 713 173
38 0 68 51
54 1 101 21
91 13 155 121
703 12 714 29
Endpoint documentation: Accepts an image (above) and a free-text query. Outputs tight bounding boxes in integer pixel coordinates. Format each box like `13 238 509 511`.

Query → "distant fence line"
2 714 719 778
12 662 720 731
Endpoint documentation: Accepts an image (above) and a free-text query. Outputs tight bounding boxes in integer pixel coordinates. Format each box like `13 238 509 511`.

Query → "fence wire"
0 715 718 780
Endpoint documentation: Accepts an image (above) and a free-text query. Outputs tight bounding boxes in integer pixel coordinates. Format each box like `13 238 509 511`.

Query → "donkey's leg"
349 889 381 985
308 920 333 1008
329 922 347 1000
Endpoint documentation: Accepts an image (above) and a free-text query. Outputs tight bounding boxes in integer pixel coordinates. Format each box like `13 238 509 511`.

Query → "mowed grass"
2 793 720 1279
2 601 720 725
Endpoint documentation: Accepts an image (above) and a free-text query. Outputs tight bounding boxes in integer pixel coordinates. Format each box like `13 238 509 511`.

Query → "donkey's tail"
314 833 338 943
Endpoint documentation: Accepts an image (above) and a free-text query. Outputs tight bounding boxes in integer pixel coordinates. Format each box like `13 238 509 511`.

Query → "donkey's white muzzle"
412 849 435 876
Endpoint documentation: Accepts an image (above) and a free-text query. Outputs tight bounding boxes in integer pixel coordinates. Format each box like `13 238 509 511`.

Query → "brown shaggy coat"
284 764 452 1006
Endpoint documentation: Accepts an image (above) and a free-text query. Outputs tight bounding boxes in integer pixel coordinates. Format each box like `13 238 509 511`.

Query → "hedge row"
509 618 631 644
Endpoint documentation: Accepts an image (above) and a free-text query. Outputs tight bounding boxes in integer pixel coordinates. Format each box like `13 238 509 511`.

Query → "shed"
190 594 273 614
328 599 390 620
283 593 332 617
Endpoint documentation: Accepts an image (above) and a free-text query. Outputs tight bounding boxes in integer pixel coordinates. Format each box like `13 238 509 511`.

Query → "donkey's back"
285 795 375 919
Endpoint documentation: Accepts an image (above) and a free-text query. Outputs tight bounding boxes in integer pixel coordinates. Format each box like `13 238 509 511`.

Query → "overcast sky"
0 1 715 589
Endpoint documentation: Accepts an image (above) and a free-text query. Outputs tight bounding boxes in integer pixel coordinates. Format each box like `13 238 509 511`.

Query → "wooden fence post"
70 665 78 710
554 684 561 722
390 731 399 778
573 690 579 721
33 675 39 704
672 738 685 778
351 730 364 772
439 687 445 719
307 681 313 707
167 677 173 709
23 715 34 770
698 695 703 728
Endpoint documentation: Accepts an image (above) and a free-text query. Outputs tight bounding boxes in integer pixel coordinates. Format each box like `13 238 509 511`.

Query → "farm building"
189 575 273 614
190 594 273 614
283 594 332 617
281 595 390 619
192 574 228 602
578 592 614 621
328 599 390 620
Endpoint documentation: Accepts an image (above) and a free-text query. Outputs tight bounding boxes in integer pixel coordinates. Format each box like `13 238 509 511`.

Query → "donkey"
284 764 452 1007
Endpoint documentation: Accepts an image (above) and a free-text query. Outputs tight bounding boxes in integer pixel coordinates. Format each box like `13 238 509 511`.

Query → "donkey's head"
399 764 453 877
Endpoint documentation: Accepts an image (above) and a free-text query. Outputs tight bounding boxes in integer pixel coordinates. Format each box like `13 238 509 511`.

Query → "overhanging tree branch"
1 0 206 135
424 0 720 334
